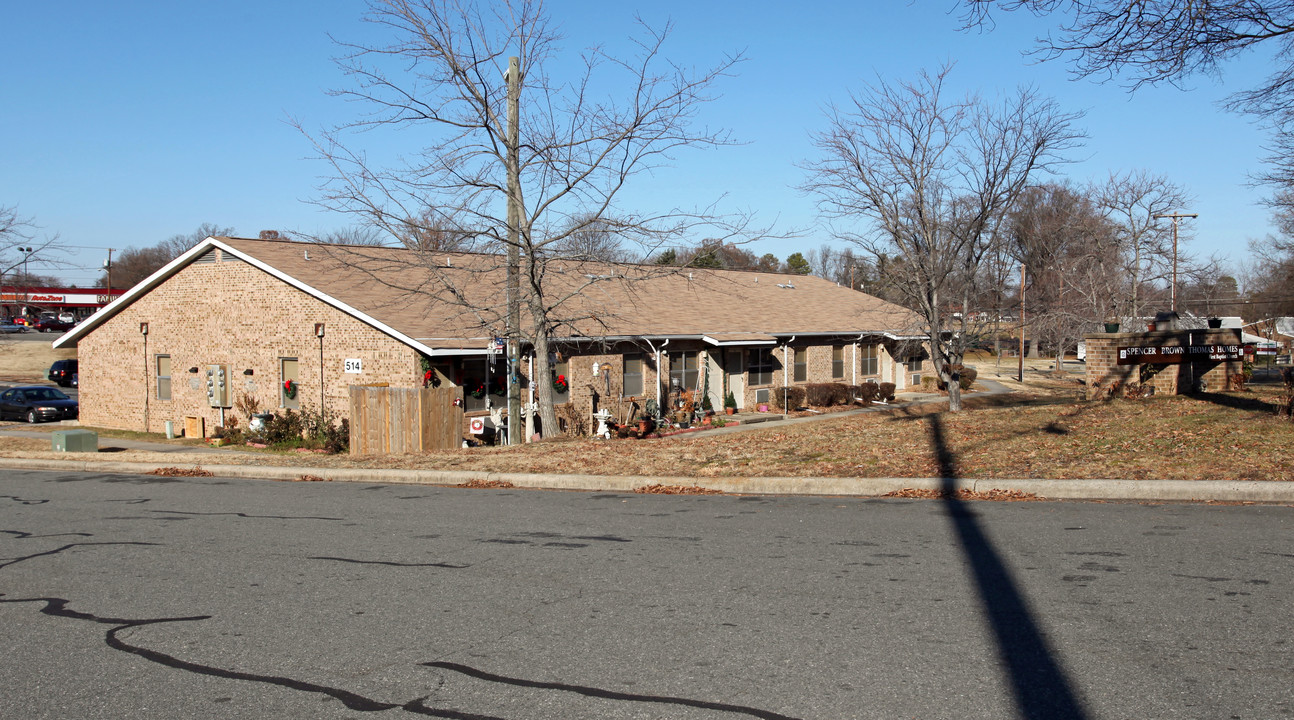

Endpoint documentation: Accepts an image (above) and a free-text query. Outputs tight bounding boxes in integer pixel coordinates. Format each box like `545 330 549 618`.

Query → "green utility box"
52 430 98 453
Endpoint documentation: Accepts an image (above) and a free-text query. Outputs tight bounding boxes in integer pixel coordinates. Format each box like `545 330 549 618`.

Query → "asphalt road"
0 469 1290 719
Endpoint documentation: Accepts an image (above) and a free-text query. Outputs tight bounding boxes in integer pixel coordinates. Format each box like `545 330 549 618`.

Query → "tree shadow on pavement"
926 414 1089 720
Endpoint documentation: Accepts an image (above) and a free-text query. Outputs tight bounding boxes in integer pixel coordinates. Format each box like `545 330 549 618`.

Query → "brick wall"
1083 329 1243 399
79 254 420 434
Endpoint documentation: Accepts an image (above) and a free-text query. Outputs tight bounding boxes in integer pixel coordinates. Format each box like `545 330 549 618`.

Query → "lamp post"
18 247 33 318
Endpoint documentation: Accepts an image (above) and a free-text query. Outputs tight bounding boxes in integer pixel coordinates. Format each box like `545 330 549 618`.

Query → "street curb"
0 457 1290 503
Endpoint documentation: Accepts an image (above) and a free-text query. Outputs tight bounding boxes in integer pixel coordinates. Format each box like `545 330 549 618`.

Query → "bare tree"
1008 182 1122 362
959 1 1294 200
550 215 631 262
300 0 751 437
102 223 236 289
803 65 1083 410
1094 170 1193 318
1 204 74 294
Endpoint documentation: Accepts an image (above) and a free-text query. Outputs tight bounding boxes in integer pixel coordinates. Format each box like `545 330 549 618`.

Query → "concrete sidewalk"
1 379 1290 504
0 455 1290 503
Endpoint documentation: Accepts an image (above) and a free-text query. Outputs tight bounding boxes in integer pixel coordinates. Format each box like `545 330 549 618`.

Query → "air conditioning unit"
910 374 922 387
755 388 769 404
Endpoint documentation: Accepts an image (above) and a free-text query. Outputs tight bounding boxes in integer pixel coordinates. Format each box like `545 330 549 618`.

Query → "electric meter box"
205 364 231 408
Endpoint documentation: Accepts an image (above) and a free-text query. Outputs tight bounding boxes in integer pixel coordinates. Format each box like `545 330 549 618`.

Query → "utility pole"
1152 212 1197 312
105 248 114 297
1018 264 1025 383
505 56 523 445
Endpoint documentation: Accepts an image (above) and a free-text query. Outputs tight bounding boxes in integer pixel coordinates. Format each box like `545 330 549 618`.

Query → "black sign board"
1116 344 1244 365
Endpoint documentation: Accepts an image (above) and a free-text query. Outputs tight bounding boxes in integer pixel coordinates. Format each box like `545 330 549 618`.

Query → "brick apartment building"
55 237 928 437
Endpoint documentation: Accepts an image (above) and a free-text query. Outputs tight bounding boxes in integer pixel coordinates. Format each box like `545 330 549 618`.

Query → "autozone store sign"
1 292 114 305
1117 345 1244 365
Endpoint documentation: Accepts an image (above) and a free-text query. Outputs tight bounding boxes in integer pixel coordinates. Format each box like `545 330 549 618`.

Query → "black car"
34 318 74 333
0 386 78 423
48 359 78 386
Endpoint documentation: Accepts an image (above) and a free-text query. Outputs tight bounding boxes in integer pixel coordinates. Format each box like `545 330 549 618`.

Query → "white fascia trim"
207 239 447 357
54 237 442 358
53 238 230 349
702 335 778 347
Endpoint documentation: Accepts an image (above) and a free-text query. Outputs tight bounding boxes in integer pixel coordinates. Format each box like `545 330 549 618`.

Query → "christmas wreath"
283 379 298 400
469 383 486 399
553 374 568 394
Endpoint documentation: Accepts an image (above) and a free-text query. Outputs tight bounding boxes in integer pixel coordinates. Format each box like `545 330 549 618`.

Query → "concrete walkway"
1 380 1290 504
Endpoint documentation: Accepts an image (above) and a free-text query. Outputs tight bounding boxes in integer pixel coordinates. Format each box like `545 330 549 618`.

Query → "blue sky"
1 1 1278 286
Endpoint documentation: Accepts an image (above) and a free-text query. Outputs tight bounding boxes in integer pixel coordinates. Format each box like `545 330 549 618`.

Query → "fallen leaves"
146 466 213 477
457 478 516 489
883 488 1044 502
633 484 724 495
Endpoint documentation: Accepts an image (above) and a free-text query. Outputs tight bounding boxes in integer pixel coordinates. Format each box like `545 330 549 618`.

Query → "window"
860 344 878 376
461 357 491 412
831 345 844 379
669 351 698 392
552 360 570 405
906 355 922 388
623 354 643 397
793 347 807 383
747 348 775 386
280 357 300 410
156 355 171 400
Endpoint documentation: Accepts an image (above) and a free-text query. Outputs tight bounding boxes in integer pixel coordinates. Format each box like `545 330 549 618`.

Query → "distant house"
1243 317 1294 355
55 237 928 437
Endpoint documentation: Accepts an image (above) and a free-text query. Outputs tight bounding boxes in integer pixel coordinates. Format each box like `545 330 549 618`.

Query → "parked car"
47 359 79 386
11 317 34 326
0 321 29 334
34 318 74 333
0 386 78 423
57 312 75 323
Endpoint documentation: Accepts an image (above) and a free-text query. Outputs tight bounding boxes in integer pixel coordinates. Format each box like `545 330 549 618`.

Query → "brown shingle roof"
218 237 924 344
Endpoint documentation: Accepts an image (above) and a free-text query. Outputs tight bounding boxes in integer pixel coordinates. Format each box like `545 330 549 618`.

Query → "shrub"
262 410 305 446
922 376 939 391
933 364 978 392
804 383 850 407
256 408 349 453
772 386 806 410
723 391 737 410
858 382 879 405
213 415 245 446
1277 368 1294 419
878 382 896 403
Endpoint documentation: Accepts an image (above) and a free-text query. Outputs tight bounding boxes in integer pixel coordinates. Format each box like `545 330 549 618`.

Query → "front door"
725 351 744 409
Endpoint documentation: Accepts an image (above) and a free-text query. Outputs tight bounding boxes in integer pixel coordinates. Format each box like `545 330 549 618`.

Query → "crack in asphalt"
423 661 805 720
309 556 470 569
150 510 345 521
1 495 48 505
2 532 800 719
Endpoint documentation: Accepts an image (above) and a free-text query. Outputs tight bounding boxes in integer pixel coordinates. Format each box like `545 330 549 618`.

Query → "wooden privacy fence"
349 386 464 454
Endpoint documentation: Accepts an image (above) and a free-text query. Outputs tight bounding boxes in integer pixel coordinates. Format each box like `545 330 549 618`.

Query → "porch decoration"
283 379 297 400
469 383 486 399
554 374 569 394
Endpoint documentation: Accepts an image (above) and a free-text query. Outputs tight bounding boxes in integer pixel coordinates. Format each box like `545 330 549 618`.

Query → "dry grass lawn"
4 341 1289 482
4 386 1290 483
